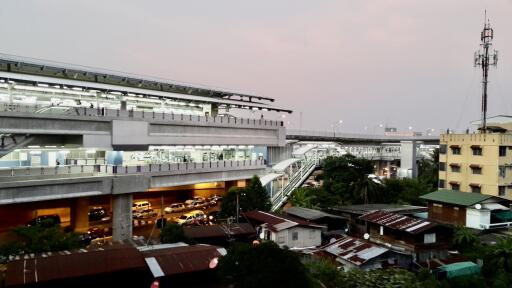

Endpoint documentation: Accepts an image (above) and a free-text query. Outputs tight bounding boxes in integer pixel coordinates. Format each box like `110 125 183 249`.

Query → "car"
78 233 92 246
88 227 110 239
193 196 206 202
184 199 195 208
88 207 108 222
164 203 186 214
132 201 151 212
175 210 206 226
133 209 157 219
26 215 61 227
207 195 223 204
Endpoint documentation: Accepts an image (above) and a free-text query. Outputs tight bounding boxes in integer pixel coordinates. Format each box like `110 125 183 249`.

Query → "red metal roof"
142 245 223 277
5 244 146 287
321 235 389 266
184 223 256 239
359 210 437 234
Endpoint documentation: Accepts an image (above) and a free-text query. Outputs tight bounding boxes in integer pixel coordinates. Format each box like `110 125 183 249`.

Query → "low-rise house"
317 235 412 271
284 206 348 231
244 210 325 248
420 190 512 230
329 204 427 235
359 210 451 262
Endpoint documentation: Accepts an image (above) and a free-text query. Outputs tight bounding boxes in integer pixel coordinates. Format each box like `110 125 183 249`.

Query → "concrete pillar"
70 197 89 233
400 141 417 178
112 194 133 242
386 161 391 179
225 180 239 193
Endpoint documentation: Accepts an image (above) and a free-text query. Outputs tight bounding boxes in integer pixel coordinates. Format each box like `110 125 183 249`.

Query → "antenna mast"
474 11 498 133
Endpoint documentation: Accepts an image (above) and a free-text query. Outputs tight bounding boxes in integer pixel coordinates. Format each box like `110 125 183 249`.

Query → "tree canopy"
219 175 270 218
160 223 190 244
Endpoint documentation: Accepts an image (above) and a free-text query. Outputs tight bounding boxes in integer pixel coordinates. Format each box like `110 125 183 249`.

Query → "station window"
500 146 507 157
438 179 445 188
451 147 461 155
472 147 483 156
439 162 446 171
471 166 482 175
499 186 506 197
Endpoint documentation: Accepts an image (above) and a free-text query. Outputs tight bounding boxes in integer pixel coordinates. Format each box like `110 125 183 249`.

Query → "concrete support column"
386 161 391 179
225 180 239 193
400 141 418 178
112 193 133 242
70 197 89 233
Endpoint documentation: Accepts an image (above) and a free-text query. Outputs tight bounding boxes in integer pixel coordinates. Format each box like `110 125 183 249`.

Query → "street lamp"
331 120 343 137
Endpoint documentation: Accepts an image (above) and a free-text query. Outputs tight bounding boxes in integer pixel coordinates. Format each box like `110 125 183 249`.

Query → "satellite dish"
363 233 370 240
475 204 482 210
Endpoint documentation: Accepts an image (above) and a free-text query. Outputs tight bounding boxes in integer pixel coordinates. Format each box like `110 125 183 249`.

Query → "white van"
176 210 206 225
132 201 151 212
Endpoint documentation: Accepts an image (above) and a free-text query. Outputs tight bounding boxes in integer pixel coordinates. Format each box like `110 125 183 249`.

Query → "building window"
424 233 436 244
472 146 483 156
451 165 461 173
470 185 481 193
439 179 445 188
380 226 384 236
292 231 298 241
439 162 446 171
433 203 443 214
439 144 447 154
451 147 461 155
499 166 506 178
500 146 507 157
499 186 506 197
277 236 285 243
471 166 482 175
265 230 271 240
451 183 460 191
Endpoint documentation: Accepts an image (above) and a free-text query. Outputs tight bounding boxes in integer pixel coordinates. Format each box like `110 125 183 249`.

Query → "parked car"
133 209 157 219
207 195 223 204
132 201 151 212
88 207 108 222
78 233 92 246
193 196 206 202
184 199 195 208
164 203 186 214
176 210 206 226
88 227 110 240
26 215 61 227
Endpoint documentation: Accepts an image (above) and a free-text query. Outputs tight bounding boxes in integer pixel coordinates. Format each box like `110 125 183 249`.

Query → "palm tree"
492 237 512 273
452 226 480 251
289 188 316 208
352 176 381 204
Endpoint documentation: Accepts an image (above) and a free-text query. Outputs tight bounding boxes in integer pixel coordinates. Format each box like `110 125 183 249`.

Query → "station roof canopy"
0 53 292 113
420 190 512 207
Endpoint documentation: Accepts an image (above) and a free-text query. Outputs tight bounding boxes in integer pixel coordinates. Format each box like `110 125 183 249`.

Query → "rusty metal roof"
142 244 225 277
321 235 389 266
359 210 437 234
5 244 146 287
183 223 256 239
243 210 324 232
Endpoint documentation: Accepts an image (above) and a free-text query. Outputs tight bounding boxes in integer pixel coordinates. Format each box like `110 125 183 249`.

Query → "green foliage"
0 224 82 262
288 187 317 208
218 242 311 288
160 223 189 244
417 148 439 192
452 226 481 253
219 176 270 218
382 178 431 206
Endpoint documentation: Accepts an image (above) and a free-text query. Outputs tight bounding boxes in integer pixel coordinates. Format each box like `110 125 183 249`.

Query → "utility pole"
474 11 498 133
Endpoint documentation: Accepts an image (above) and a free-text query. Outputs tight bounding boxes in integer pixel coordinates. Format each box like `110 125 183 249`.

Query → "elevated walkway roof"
272 158 300 172
259 173 283 186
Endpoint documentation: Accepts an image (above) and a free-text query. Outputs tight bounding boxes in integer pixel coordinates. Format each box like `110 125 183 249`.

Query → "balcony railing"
0 159 265 180
0 103 283 128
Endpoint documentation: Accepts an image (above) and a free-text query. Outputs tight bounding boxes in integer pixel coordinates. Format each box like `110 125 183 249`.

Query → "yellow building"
439 116 512 199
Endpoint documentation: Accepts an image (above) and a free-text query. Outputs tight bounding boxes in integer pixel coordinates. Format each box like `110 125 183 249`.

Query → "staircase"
0 134 33 158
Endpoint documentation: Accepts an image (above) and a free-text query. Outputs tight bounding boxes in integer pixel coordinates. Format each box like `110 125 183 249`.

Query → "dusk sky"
1 1 512 134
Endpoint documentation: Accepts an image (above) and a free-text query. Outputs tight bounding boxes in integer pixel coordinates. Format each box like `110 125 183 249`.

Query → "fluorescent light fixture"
45 146 57 148
27 145 40 148
85 149 96 154
59 150 70 154
29 150 41 155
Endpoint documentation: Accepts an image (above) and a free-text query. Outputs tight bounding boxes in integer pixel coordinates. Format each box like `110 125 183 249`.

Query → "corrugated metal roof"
359 210 437 234
142 245 223 277
243 210 324 232
285 207 347 221
331 204 427 215
420 190 503 207
5 244 146 287
321 235 388 266
184 223 256 239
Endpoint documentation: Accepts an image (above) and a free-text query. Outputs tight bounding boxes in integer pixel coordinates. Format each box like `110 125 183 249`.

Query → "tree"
160 223 189 244
289 187 316 208
219 176 270 218
491 237 512 274
218 242 311 288
382 178 431 206
452 226 481 253
418 148 439 191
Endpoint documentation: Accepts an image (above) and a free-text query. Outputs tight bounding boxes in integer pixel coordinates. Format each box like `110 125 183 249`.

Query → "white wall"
466 208 490 229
